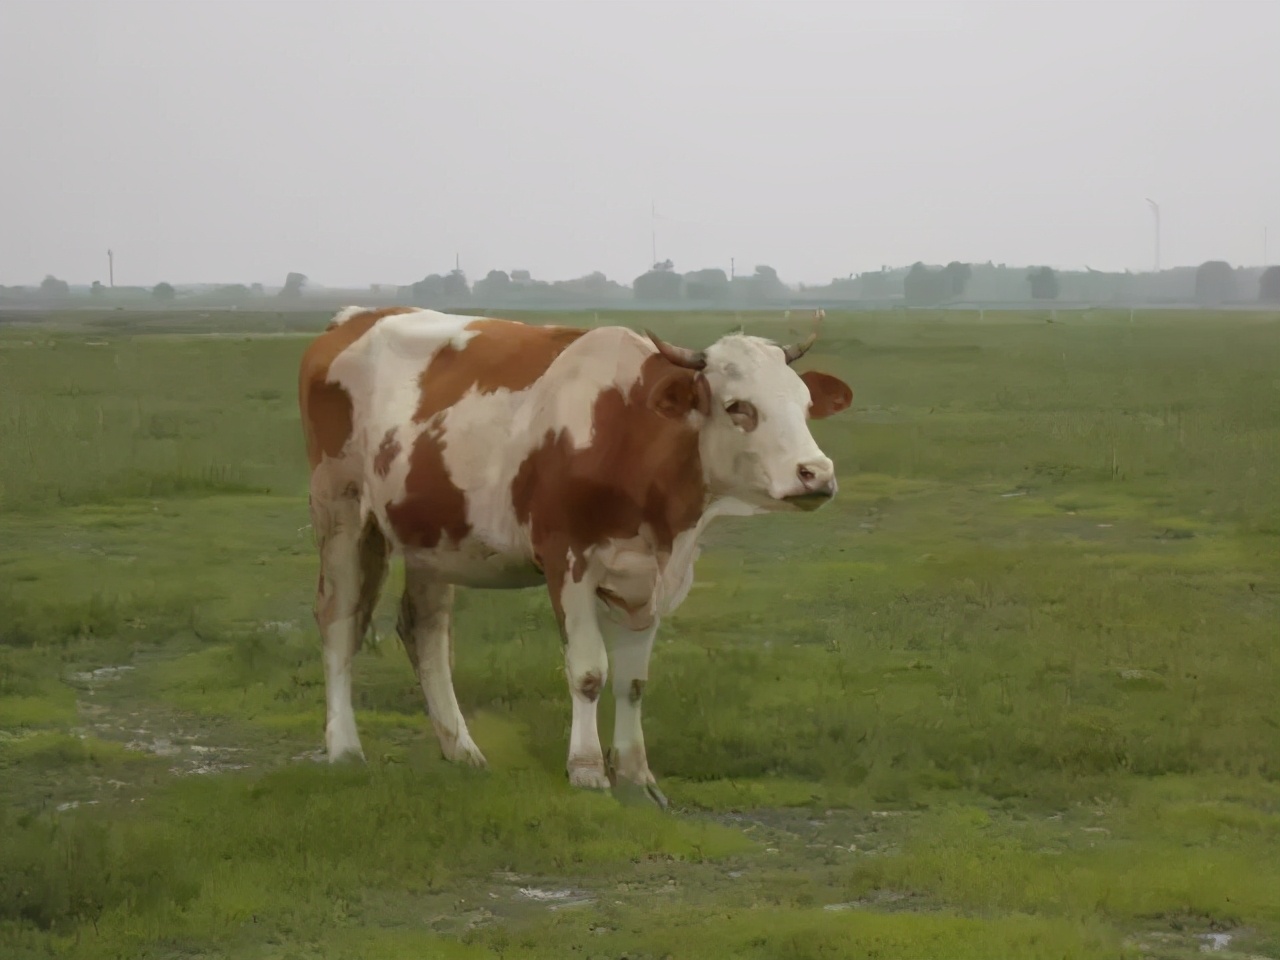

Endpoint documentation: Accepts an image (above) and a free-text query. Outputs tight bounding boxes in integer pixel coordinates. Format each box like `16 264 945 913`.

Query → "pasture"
1 307 1278 959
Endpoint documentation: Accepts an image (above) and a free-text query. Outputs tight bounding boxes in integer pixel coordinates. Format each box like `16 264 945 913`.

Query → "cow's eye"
724 400 758 431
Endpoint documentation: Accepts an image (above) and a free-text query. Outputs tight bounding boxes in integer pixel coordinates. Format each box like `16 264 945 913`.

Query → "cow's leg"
397 565 486 767
312 488 390 763
603 619 666 809
553 577 611 790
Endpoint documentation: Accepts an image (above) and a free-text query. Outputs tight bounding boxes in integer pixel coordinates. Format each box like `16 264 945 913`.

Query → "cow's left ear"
649 371 712 421
800 370 853 419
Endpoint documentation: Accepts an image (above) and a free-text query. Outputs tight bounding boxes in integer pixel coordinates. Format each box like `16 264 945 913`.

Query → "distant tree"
1260 266 1280 303
1027 266 1060 300
513 271 602 302
251 283 264 296
633 261 682 301
279 272 307 298
1194 260 1235 305
510 270 533 283
152 282 176 302
441 269 469 300
904 261 972 306
683 267 730 301
40 275 70 297
473 269 512 301
216 284 253 303
554 271 627 299
407 275 442 304
903 263 931 306
945 261 972 296
728 264 789 304
90 280 106 297
749 264 787 303
573 271 611 293
408 269 469 305
859 270 889 296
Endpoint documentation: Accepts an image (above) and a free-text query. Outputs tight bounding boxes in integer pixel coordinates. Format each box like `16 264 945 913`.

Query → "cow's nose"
797 458 836 495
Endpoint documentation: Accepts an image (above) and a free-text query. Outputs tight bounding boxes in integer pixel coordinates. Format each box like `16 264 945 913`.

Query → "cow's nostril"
798 465 816 483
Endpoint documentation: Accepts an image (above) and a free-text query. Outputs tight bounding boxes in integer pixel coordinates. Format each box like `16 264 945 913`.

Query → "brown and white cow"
298 306 853 806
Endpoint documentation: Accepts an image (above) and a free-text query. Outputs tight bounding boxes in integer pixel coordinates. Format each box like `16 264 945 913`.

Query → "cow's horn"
780 332 818 365
646 331 706 370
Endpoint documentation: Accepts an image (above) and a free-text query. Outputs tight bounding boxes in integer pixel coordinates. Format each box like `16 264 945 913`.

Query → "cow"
297 306 854 807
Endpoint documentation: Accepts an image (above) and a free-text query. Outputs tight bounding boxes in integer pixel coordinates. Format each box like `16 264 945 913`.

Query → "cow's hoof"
568 763 611 791
610 775 670 811
646 782 670 811
444 736 488 769
327 747 366 765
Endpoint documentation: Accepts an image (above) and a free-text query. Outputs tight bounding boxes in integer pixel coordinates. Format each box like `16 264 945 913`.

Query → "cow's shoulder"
512 342 709 583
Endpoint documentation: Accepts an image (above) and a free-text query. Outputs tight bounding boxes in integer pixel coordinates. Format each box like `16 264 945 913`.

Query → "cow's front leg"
605 620 667 809
556 576 611 790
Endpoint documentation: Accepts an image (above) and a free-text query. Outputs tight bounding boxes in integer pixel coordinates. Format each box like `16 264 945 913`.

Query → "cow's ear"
649 371 711 420
801 370 853 419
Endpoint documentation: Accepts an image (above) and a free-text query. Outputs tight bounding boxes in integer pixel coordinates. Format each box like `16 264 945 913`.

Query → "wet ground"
10 652 1267 960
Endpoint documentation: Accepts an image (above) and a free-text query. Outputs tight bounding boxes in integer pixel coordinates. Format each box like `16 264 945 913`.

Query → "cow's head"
645 329 853 512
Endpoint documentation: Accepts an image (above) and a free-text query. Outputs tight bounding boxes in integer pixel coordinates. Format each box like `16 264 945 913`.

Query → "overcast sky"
2 0 1277 288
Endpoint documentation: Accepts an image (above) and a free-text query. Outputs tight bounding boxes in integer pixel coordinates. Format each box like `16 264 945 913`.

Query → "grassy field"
1 307 1278 959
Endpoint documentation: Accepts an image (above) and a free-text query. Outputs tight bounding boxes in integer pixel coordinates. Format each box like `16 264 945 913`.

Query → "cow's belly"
403 537 545 589
362 461 541 588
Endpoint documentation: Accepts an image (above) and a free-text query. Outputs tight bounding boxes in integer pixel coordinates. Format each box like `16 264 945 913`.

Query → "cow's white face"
648 332 854 513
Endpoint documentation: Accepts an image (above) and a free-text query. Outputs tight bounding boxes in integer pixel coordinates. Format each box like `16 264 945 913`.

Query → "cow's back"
300 306 584 465
300 306 603 574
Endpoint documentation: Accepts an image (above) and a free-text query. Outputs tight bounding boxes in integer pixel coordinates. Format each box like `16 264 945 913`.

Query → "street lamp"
1144 199 1160 272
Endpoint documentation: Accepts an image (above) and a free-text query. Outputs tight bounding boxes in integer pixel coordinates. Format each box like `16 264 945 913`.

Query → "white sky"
2 0 1277 287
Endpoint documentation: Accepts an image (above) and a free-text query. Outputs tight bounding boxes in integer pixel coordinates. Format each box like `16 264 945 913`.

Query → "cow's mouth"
781 490 834 512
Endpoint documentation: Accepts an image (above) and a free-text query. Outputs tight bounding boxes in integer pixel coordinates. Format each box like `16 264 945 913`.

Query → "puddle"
56 799 100 813
1199 932 1232 952
120 732 251 776
517 887 581 902
69 671 259 781
516 887 596 910
68 665 136 685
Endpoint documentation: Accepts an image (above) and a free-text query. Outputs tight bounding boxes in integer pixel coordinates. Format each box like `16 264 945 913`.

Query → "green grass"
1 308 1278 958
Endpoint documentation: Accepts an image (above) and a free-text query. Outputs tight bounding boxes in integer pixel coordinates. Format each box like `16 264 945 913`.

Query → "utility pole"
1145 198 1160 272
1265 226 1269 267
730 257 735 280
107 249 114 287
650 200 657 267
454 251 460 273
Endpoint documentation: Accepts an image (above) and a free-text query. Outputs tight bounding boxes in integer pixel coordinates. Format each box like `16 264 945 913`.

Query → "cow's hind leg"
396 565 487 767
312 488 390 762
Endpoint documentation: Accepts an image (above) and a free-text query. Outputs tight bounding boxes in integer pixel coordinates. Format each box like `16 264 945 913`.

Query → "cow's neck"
667 494 758 572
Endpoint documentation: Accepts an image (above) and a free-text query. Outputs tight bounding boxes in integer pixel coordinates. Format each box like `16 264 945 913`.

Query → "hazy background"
2 0 1277 288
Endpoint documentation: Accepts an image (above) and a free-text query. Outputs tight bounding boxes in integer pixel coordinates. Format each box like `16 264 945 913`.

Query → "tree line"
7 261 1280 308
